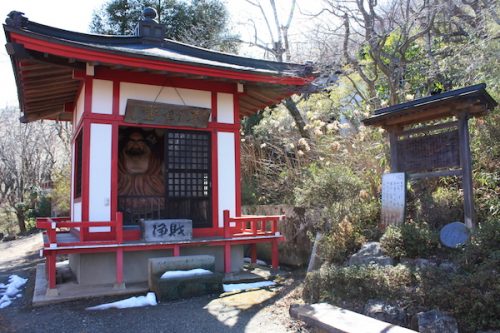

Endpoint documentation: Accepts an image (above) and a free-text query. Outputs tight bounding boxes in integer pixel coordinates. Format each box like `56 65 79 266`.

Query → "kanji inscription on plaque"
381 173 406 226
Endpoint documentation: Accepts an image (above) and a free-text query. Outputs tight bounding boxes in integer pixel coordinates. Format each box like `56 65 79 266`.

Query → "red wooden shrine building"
4 10 315 296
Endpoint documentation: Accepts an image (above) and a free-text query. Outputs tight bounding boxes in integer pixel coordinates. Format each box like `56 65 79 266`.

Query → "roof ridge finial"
143 7 158 22
5 11 28 28
134 7 165 43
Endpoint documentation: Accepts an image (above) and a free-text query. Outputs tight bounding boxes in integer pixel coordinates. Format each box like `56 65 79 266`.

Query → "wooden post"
271 239 279 270
250 244 257 264
114 248 125 289
223 210 231 238
116 212 123 244
224 243 232 273
458 113 475 228
388 129 399 172
46 252 58 296
173 245 180 256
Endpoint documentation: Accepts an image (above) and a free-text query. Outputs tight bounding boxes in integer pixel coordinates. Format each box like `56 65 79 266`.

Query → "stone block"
148 255 222 302
148 255 215 288
348 242 394 266
417 309 458 333
152 273 223 302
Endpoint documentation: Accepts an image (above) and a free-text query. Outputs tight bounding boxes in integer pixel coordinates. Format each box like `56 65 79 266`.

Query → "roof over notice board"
363 84 497 128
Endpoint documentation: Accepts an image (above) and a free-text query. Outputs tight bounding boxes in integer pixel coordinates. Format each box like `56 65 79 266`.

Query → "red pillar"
115 248 124 288
46 253 57 290
271 239 279 270
173 245 180 257
224 243 232 273
250 243 257 264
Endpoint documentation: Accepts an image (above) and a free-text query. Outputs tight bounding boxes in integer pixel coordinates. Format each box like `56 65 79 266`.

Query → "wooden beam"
458 112 475 229
24 82 79 94
5 42 31 59
21 68 71 78
21 109 63 123
408 169 462 180
399 121 459 138
21 75 74 86
389 131 399 172
26 93 75 104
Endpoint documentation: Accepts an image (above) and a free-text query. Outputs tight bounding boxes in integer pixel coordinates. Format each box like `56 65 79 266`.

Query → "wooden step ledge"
290 303 417 333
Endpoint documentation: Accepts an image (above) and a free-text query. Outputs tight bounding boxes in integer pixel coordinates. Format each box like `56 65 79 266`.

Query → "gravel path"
0 234 310 333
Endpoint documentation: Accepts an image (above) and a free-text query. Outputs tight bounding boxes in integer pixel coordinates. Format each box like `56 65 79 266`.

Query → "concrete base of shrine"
32 257 279 306
69 245 244 285
33 263 149 306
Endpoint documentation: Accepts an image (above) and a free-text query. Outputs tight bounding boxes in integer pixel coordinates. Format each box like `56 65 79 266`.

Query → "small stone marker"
381 173 406 226
440 222 470 248
141 219 192 242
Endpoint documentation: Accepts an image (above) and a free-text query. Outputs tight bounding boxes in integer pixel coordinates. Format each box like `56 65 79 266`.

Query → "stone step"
290 303 417 333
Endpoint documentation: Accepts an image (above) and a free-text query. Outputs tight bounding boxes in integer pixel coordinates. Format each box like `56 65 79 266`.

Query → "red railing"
223 209 284 238
36 212 124 246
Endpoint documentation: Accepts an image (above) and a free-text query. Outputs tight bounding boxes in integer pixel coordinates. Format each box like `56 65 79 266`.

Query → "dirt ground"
0 233 310 333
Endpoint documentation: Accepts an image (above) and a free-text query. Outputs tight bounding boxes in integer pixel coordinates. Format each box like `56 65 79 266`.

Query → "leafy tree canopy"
90 0 238 52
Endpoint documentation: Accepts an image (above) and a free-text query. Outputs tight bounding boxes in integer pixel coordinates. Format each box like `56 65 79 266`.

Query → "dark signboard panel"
124 99 211 128
396 130 460 173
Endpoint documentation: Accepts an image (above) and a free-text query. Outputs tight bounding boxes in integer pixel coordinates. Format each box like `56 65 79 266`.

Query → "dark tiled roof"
363 84 497 127
4 13 313 78
3 11 316 122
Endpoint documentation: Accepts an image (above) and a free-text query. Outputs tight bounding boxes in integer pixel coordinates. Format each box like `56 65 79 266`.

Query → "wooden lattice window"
166 131 210 198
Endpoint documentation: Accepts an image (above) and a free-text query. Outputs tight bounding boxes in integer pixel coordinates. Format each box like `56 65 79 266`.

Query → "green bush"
303 264 415 304
462 218 500 268
419 263 500 332
295 164 381 263
318 218 366 264
380 221 439 259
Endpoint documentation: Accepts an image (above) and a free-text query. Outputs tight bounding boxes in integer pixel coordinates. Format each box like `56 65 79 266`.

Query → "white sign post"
381 173 406 227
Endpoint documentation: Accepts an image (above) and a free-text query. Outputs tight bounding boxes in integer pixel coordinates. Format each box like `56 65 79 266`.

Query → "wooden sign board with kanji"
125 99 211 128
141 219 193 242
381 173 406 227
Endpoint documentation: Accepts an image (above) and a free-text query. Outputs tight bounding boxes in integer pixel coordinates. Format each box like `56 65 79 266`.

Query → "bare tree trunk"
15 206 26 234
283 97 310 139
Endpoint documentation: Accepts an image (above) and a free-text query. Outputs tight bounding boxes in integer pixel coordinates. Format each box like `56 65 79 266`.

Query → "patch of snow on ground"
243 257 267 266
223 281 276 292
86 292 157 310
160 268 212 279
0 275 28 309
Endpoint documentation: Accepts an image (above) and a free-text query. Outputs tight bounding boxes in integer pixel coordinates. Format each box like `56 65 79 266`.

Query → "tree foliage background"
90 0 238 52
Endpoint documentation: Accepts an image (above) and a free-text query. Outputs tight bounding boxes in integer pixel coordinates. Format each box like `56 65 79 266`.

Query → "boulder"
2 235 16 242
438 261 458 273
348 242 394 266
400 258 438 270
417 309 458 333
363 299 407 326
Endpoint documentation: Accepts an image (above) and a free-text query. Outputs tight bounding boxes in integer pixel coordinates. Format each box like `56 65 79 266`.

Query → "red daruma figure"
118 129 165 223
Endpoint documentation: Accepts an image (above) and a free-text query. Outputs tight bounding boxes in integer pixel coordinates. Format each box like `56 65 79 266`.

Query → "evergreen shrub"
380 221 439 259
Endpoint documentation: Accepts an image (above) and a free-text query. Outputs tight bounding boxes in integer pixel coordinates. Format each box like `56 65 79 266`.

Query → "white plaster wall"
119 82 211 115
70 141 75 221
217 93 234 124
91 79 113 114
73 202 82 222
75 85 85 127
89 123 112 232
217 132 236 227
